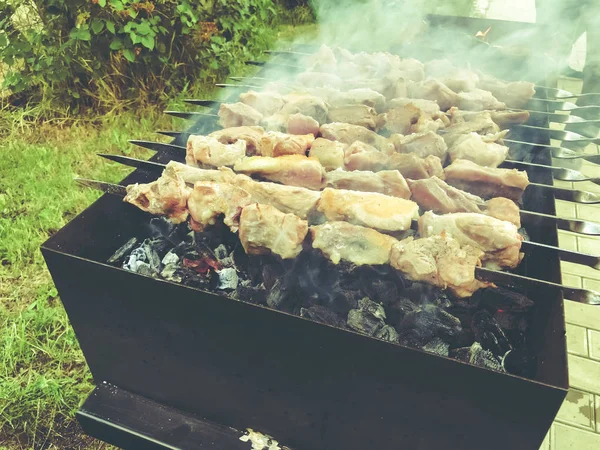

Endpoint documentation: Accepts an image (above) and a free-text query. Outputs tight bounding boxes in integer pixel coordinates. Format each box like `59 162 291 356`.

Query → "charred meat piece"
447 132 509 168
124 164 191 223
444 159 529 201
239 90 285 116
238 203 308 259
218 102 263 128
327 104 378 130
478 76 536 109
186 135 246 168
234 175 320 220
418 211 523 269
485 197 521 228
317 188 419 233
407 79 458 111
442 112 500 147
310 221 398 265
388 131 448 160
320 122 391 152
233 155 326 191
390 235 491 298
258 131 315 157
187 181 253 232
456 89 506 111
408 176 484 214
208 126 265 156
308 138 346 171
280 94 329 124
343 141 390 172
387 153 444 180
325 168 411 199
287 113 320 136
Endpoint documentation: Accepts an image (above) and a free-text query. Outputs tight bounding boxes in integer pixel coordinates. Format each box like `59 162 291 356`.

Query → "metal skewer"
100 152 600 237
75 176 600 305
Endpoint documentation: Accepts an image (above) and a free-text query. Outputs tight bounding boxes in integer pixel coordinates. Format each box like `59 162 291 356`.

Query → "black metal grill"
41 14 572 450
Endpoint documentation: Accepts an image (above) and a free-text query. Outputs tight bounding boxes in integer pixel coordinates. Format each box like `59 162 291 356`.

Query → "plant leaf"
109 38 123 50
141 36 154 50
105 21 115 34
98 0 107 6
123 48 135 62
91 19 104 34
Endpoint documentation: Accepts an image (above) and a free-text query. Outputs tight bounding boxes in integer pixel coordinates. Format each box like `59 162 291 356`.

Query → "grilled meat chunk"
456 89 506 111
444 159 529 201
387 153 444 180
478 76 536 109
408 176 484 214
418 211 523 269
280 93 329 123
389 131 448 160
317 188 419 233
327 104 379 130
233 155 326 190
239 91 285 116
327 88 387 111
168 161 237 185
209 126 265 156
239 203 308 259
381 104 445 135
234 175 320 219
287 113 320 136
387 97 442 117
442 112 500 147
448 107 530 129
325 168 411 199
218 102 263 128
124 164 191 223
295 71 343 89
407 79 458 111
447 132 509 168
310 221 397 265
308 138 346 170
343 141 390 172
320 122 392 152
186 135 246 168
390 235 491 298
187 182 253 232
485 197 521 228
258 131 315 157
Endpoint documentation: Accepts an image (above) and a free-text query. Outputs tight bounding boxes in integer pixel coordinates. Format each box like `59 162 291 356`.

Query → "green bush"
0 0 313 111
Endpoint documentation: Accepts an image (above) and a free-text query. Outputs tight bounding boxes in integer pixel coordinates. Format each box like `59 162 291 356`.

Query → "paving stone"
566 324 588 357
564 301 600 331
556 389 595 431
552 422 600 449
588 329 600 362
568 354 600 395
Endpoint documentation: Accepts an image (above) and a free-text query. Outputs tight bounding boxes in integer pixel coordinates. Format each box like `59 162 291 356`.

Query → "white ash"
214 244 229 260
239 428 284 450
162 250 180 266
217 267 239 290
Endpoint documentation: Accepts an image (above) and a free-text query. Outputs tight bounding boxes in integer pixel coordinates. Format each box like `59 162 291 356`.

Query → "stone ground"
479 1 600 449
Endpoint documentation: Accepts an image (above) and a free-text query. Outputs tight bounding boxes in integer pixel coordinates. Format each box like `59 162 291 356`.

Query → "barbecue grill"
41 14 600 450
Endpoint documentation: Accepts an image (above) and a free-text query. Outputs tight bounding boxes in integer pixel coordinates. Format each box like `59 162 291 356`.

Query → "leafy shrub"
0 0 313 111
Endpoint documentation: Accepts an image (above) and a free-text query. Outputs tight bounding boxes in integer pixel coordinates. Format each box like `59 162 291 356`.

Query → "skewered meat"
485 197 521 228
444 159 529 201
234 175 320 219
381 104 445 135
209 126 265 156
218 102 263 128
396 58 425 82
239 91 285 116
442 72 480 94
310 221 398 265
390 235 491 298
168 161 237 185
317 188 419 233
327 104 378 130
477 76 536 109
308 138 346 170
258 131 315 157
261 113 289 132
233 155 326 190
408 176 484 214
325 168 411 199
456 89 506 111
186 136 247 168
407 79 458 111
187 182 253 233
320 122 392 152
280 94 328 123
238 203 308 259
343 141 390 172
327 88 386 111
287 113 320 136
448 107 530 129
387 97 442 117
124 164 191 223
295 72 343 89
447 132 509 168
441 112 500 147
306 44 337 72
418 211 523 269
387 153 444 180
389 131 448 160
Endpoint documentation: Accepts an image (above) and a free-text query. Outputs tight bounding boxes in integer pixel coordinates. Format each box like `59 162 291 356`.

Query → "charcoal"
386 297 419 327
375 324 400 343
326 290 361 317
301 305 346 328
361 278 399 307
266 278 295 312
476 287 535 314
468 342 504 372
403 282 451 308
160 263 182 282
147 237 171 261
399 304 464 347
236 281 267 305
472 310 512 357
108 237 139 264
123 246 149 272
422 337 450 357
502 348 537 378
262 263 284 291
217 268 238 290
213 244 229 261
136 262 158 277
347 309 384 336
449 346 470 363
